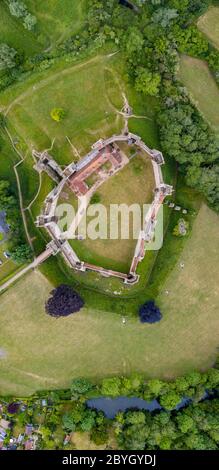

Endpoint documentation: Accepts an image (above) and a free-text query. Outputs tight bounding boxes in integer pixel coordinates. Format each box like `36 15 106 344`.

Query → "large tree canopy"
0 43 17 71
45 284 84 317
139 301 162 323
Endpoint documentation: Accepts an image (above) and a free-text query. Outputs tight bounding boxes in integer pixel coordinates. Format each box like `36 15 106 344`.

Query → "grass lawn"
25 0 88 49
0 1 87 57
0 241 18 283
197 6 219 50
72 430 117 450
179 55 219 134
71 153 155 273
0 203 218 396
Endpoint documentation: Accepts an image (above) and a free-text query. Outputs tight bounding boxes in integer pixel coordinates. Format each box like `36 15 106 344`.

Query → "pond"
87 390 217 418
118 1 139 12
87 396 162 419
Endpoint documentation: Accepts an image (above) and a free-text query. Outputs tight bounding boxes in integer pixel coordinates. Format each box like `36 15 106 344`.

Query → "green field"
3 55 124 169
179 55 219 134
26 0 88 49
0 204 218 395
1 1 219 398
197 6 219 50
0 2 42 58
0 0 87 59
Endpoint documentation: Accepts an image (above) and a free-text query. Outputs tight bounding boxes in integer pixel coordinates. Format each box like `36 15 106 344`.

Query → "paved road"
0 248 53 294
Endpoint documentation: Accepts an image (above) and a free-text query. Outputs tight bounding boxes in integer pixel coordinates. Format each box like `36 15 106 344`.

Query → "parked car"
3 251 11 259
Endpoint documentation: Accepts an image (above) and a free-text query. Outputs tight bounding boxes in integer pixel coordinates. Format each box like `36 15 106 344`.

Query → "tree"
0 181 15 209
80 411 96 432
139 301 162 323
8 1 37 31
135 68 161 96
152 8 178 28
45 284 84 317
177 414 195 433
206 368 219 389
125 27 144 56
175 376 190 393
71 378 94 397
101 377 121 397
62 414 76 432
185 371 203 387
23 13 37 31
50 108 65 122
125 411 146 425
8 1 27 18
160 391 181 410
197 166 219 212
91 426 108 445
11 244 33 263
171 25 209 57
146 379 166 396
0 43 17 70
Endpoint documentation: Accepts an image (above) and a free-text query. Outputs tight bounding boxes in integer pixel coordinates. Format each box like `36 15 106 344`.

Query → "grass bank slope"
179 55 219 134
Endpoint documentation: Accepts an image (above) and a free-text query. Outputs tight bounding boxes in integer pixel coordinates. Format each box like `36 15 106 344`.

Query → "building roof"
0 419 10 430
25 440 34 450
25 424 33 435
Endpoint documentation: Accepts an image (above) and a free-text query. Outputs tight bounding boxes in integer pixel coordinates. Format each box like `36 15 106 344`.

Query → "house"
24 440 34 450
25 424 33 436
